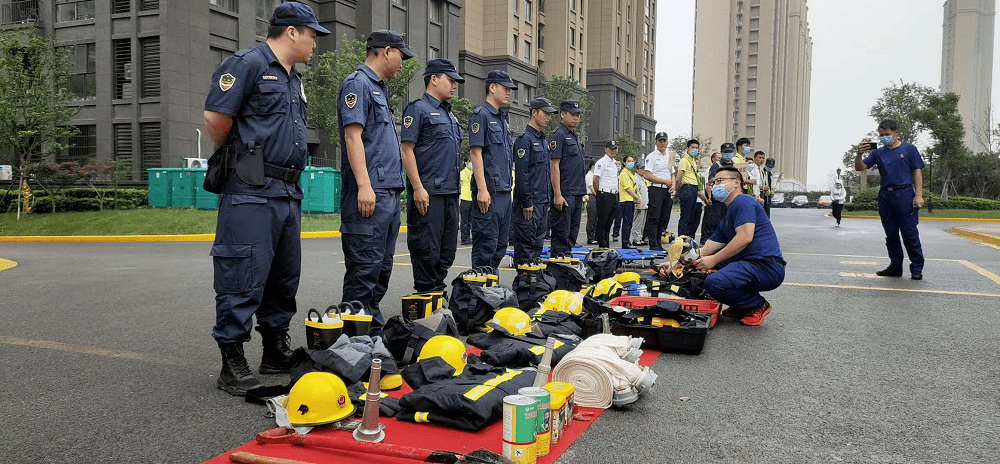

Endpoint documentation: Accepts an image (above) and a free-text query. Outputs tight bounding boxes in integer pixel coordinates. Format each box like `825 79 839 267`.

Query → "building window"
113 38 132 100
210 0 238 13
645 0 650 16
139 0 158 10
525 0 532 21
539 0 545 13
256 0 281 40
140 122 161 180
428 46 439 59
112 0 130 14
392 0 406 5
114 123 133 177
650 27 655 43
511 82 518 103
569 27 575 47
59 125 97 163
570 0 576 12
524 41 531 62
140 36 160 98
579 32 583 48
513 35 518 57
210 47 232 65
569 63 574 78
578 68 582 81
69 43 96 100
429 0 442 23
56 0 95 22
513 0 518 15
538 25 544 49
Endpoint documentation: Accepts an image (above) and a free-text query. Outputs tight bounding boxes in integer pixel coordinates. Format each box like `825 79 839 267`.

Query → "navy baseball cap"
486 70 516 88
367 29 415 60
270 2 331 36
424 59 464 83
655 131 669 141
720 142 736 153
560 100 582 114
529 97 557 113
605 140 619 149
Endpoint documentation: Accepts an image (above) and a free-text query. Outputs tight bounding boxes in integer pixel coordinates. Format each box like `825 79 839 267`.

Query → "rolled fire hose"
580 334 644 363
551 343 656 408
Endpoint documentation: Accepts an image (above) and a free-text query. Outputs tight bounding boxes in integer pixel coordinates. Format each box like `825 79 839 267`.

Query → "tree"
450 96 474 161
615 134 641 163
669 133 715 157
23 162 80 213
0 30 80 218
73 158 115 210
868 80 936 144
913 92 967 199
538 75 594 139
302 35 421 147
969 105 1000 158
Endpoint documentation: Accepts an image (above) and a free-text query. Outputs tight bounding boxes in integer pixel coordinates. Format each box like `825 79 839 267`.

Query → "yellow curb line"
1 226 408 243
949 227 1000 248
842 214 1000 222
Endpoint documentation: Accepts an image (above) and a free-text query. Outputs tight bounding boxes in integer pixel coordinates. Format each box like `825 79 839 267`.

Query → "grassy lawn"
843 209 1000 219
0 208 343 235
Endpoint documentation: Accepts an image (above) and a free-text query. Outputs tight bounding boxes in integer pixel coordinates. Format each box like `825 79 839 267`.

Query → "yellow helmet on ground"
586 277 624 300
540 290 584 316
614 272 642 286
286 372 355 426
363 373 404 391
417 335 468 375
488 307 533 336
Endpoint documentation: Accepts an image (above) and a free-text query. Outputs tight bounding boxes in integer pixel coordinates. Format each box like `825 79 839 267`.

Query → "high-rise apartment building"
585 0 656 159
8 0 462 177
941 0 995 155
691 0 812 186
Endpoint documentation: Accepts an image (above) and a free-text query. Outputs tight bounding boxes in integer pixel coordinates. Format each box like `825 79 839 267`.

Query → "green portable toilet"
191 169 219 209
146 168 173 208
171 168 196 208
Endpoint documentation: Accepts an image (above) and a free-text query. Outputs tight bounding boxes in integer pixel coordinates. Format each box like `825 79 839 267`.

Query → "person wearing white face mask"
660 166 785 326
676 139 706 238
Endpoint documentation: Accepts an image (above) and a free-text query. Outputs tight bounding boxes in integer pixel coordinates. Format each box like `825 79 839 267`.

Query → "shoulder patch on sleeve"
219 73 236 91
549 140 557 150
471 123 480 134
345 93 357 109
517 148 525 158
403 115 414 128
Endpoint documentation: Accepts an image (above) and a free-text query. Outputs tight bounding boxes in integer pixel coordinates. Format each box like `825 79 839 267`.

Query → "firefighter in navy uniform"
203 2 330 396
401 59 465 293
468 70 516 269
548 100 586 256
338 29 415 335
511 97 558 265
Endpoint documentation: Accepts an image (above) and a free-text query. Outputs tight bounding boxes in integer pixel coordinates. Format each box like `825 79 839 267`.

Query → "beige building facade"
941 0 995 155
691 0 812 186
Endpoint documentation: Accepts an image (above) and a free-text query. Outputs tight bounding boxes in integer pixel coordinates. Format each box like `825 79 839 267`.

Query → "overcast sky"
654 0 1000 190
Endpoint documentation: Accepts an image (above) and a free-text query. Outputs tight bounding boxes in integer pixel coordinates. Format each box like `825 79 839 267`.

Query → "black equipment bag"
382 309 460 366
585 249 623 280
546 255 595 292
449 271 519 335
511 262 557 311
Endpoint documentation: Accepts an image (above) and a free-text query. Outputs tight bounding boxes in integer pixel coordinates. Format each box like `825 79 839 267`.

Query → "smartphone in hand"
866 142 878 151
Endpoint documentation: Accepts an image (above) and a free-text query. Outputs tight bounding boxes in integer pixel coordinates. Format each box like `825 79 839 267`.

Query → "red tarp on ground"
206 350 662 464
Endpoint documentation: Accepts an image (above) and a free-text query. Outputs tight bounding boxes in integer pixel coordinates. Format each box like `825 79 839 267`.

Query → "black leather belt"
599 190 618 195
884 184 912 192
264 162 303 184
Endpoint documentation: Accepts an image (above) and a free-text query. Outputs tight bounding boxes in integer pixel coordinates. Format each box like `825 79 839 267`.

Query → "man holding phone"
855 119 925 280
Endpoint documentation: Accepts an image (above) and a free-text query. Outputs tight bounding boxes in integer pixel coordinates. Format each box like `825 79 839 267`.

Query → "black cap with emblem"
560 100 582 114
655 131 669 141
270 2 331 36
529 97 557 113
424 58 464 83
367 29 415 60
605 140 619 149
485 70 516 89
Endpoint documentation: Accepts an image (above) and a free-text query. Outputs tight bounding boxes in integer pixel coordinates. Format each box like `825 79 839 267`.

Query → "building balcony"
1 0 39 28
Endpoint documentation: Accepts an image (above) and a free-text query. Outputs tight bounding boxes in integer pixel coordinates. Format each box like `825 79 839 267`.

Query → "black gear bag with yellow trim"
397 364 534 431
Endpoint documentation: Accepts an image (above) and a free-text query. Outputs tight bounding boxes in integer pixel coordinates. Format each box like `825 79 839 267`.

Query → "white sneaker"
835 223 840 228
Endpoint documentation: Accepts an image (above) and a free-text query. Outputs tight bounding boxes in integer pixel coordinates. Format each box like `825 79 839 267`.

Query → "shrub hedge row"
845 188 1000 211
1 188 148 213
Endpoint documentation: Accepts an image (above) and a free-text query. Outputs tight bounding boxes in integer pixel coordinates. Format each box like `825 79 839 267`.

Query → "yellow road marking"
958 260 1000 286
0 336 184 366
0 258 16 272
784 282 1000 298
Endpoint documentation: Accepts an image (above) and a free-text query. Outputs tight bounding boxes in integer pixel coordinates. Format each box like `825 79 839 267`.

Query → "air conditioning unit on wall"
0 165 12 181
185 158 208 168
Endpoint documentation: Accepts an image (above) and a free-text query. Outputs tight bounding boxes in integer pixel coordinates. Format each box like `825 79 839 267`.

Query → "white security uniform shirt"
594 156 619 193
585 171 596 195
643 149 673 188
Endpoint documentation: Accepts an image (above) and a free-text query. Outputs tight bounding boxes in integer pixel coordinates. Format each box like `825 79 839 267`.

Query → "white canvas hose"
552 344 648 408
580 334 644 363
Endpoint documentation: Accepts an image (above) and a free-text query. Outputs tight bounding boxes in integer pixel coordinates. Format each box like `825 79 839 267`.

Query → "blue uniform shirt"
710 194 783 266
205 42 307 198
513 125 551 208
401 93 463 195
468 102 513 194
548 124 587 196
863 142 925 188
338 64 405 192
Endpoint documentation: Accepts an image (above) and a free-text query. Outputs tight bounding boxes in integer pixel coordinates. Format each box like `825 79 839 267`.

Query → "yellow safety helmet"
614 272 642 286
540 290 584 316
417 335 468 375
363 373 404 391
488 307 533 336
586 277 624 300
286 372 355 427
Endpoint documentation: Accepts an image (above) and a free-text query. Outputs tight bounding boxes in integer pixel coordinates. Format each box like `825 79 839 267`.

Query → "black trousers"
460 199 473 242
701 200 726 244
832 202 844 224
585 194 597 242
644 186 672 250
596 192 618 248
408 194 459 293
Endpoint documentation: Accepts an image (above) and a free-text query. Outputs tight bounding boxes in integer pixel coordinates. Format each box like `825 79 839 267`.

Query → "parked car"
817 195 833 208
791 195 809 208
771 192 786 208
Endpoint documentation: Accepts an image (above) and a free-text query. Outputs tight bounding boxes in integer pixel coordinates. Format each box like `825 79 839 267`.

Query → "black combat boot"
259 328 295 374
217 343 261 396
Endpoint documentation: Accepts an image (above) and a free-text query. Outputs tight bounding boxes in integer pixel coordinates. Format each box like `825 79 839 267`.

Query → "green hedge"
1 188 148 213
845 188 1000 211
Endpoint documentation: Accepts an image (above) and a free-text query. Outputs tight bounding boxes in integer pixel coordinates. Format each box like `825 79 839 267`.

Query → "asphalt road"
1 207 999 463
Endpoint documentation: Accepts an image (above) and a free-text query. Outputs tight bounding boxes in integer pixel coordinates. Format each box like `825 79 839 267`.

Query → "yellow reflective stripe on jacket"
528 340 565 356
414 412 430 422
463 370 523 401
